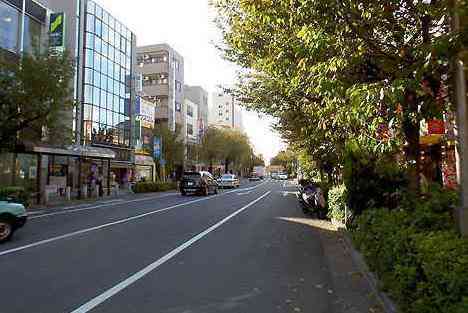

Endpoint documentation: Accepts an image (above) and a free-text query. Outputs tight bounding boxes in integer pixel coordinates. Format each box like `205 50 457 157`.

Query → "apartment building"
136 44 185 134
185 85 209 140
210 89 243 131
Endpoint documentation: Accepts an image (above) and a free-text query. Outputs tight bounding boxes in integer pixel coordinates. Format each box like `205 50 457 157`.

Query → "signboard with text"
136 97 155 129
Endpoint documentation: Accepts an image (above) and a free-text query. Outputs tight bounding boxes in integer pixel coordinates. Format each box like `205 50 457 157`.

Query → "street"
1 180 343 313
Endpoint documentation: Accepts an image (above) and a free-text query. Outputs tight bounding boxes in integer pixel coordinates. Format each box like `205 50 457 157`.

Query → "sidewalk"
311 219 387 313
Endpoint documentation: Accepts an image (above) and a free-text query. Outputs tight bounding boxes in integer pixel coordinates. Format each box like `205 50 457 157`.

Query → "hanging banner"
153 137 162 159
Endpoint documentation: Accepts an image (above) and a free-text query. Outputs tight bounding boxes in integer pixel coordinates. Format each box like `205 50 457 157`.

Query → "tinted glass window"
0 1 19 52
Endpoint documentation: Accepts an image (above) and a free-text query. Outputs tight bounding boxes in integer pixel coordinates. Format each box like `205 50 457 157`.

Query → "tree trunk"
209 160 213 174
225 158 230 174
403 90 421 194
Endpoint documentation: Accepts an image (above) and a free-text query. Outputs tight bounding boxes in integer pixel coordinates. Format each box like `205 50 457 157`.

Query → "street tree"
213 0 460 191
0 50 75 151
153 124 185 177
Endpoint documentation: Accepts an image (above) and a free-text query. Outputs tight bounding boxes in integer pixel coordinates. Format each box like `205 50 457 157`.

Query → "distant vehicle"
0 199 28 243
271 173 279 180
180 171 218 196
278 173 289 180
249 173 261 181
253 166 266 179
218 174 241 189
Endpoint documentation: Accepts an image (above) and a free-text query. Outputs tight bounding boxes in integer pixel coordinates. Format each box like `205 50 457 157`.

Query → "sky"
95 0 286 163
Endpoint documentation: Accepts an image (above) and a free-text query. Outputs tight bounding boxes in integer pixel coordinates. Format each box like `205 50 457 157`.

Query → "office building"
0 0 137 202
185 85 209 140
136 44 185 134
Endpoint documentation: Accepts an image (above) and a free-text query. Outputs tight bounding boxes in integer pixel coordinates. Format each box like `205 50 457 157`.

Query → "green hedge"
132 182 178 193
0 186 31 208
327 184 347 222
351 189 468 313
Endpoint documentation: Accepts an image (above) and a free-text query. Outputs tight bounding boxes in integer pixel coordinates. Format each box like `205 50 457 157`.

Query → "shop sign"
428 119 445 135
135 155 154 165
49 13 66 50
136 97 155 129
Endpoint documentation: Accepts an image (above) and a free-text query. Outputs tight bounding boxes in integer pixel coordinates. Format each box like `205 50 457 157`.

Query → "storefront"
420 118 458 190
135 155 155 182
0 144 116 204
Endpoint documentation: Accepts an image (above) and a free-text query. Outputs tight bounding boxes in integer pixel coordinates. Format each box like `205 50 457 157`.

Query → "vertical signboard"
49 13 66 50
153 137 162 159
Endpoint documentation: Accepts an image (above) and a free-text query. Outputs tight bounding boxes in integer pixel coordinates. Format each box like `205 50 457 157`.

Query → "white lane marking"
0 196 216 257
30 194 179 220
1 182 270 256
237 191 253 196
69 191 272 313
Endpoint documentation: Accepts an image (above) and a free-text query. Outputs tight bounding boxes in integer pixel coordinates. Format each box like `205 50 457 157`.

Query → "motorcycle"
297 180 327 219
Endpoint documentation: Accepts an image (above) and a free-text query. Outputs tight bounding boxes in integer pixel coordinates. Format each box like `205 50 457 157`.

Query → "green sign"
49 13 65 48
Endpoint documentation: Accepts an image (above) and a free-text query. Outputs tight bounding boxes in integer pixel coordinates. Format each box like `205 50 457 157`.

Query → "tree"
199 126 254 174
271 150 296 176
0 50 75 151
213 0 459 192
199 127 226 172
153 123 185 178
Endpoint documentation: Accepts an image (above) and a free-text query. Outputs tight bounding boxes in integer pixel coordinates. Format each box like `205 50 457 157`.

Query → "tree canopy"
199 126 256 173
213 0 462 189
0 50 75 151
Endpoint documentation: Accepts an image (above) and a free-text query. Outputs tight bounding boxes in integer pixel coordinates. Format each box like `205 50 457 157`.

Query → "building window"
22 14 41 53
187 106 193 117
175 102 181 112
175 81 182 92
187 124 193 136
0 1 20 52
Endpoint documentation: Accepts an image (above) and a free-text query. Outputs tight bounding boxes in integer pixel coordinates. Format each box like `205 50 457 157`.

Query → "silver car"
217 174 241 189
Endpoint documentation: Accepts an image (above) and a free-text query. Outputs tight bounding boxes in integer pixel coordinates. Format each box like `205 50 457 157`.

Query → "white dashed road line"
69 191 272 313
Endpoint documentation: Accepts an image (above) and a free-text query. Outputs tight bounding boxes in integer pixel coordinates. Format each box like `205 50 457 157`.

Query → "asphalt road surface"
0 179 337 313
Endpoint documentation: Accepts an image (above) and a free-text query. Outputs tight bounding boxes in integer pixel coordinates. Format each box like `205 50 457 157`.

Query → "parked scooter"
297 180 327 219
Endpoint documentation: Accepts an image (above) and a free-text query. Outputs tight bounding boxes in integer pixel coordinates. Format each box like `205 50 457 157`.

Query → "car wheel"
214 187 219 195
0 217 14 243
181 190 187 196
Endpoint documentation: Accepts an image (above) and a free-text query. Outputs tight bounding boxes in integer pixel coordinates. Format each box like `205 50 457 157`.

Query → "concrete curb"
339 229 399 313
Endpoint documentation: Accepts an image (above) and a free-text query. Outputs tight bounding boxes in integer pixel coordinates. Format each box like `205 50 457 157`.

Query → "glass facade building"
0 0 46 54
81 0 135 151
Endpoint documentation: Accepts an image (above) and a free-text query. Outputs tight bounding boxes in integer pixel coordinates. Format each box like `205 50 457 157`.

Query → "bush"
344 141 407 216
351 188 467 313
0 186 31 208
327 184 347 222
132 182 178 193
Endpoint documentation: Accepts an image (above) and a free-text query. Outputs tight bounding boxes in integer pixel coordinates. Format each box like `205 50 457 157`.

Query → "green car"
0 200 28 243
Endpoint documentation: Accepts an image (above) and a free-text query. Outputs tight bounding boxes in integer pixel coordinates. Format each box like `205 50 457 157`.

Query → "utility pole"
453 0 468 236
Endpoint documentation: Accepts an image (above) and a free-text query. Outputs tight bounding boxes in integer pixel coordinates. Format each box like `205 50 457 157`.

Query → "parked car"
218 174 241 188
278 173 289 180
180 171 218 196
248 173 261 181
271 173 279 180
0 199 28 243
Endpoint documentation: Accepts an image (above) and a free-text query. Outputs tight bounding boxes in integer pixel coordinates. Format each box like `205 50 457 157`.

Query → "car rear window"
222 174 233 179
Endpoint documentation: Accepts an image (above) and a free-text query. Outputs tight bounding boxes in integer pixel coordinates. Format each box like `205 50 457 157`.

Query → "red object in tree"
428 119 445 135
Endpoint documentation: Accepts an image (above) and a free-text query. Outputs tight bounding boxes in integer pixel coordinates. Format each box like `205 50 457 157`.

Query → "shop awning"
23 143 116 159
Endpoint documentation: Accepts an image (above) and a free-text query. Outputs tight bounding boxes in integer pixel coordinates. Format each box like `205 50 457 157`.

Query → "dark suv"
180 171 219 196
